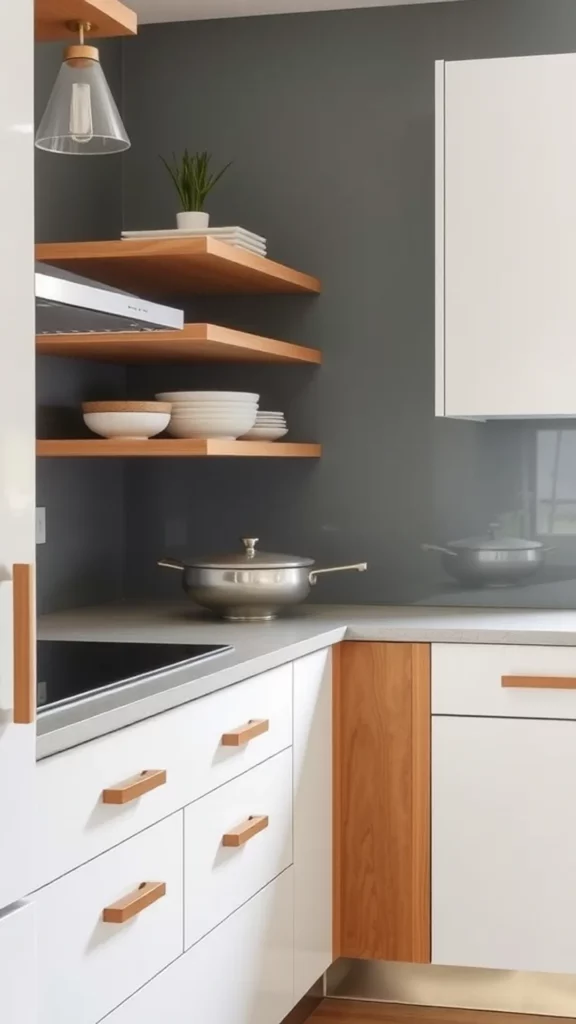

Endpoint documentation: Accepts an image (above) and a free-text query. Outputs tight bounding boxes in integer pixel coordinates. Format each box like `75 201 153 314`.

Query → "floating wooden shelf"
36 0 137 40
35 238 321 296
37 439 322 458
36 323 322 364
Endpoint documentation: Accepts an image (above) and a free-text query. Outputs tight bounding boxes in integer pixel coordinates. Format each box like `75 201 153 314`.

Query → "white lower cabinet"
184 747 293 949
433 715 576 973
34 663 292 890
35 813 184 1024
293 649 332 999
0 901 36 1024
107 867 294 1024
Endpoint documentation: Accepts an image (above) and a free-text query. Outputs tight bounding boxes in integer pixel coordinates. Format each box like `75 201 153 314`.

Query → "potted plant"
160 149 232 230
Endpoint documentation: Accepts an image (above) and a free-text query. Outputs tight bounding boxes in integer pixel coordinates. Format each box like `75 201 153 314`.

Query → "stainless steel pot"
159 537 368 621
422 526 551 587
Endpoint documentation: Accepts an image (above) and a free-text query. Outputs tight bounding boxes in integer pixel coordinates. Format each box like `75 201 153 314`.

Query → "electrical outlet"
36 507 46 545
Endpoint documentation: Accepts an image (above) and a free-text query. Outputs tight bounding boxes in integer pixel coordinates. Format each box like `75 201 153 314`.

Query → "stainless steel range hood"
35 266 184 335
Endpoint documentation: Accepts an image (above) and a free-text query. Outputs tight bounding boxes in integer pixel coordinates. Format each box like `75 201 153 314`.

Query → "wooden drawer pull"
502 675 576 690
102 769 167 805
13 564 35 725
221 719 269 746
222 814 269 848
102 881 166 924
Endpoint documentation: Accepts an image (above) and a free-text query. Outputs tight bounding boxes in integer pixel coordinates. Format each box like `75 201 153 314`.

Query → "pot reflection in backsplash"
420 425 576 607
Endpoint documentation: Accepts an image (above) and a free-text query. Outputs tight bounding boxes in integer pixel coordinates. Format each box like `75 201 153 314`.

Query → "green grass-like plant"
160 150 232 212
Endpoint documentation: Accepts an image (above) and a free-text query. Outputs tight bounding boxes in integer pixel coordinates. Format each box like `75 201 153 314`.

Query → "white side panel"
107 869 294 1024
293 649 333 999
443 53 576 418
0 0 36 909
435 60 446 417
0 902 36 1024
433 715 576 973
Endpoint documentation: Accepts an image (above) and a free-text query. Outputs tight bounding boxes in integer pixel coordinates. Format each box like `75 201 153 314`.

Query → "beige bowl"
82 401 171 414
83 403 171 440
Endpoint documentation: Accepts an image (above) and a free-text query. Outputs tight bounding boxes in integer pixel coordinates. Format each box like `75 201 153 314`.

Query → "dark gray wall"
35 2 576 613
120 0 576 608
35 40 126 612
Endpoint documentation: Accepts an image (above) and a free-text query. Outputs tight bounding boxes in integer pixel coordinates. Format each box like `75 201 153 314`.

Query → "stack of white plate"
157 391 259 439
122 227 267 257
241 410 288 441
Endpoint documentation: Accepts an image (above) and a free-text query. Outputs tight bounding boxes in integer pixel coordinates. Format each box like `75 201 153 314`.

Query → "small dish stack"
241 411 288 441
157 391 259 439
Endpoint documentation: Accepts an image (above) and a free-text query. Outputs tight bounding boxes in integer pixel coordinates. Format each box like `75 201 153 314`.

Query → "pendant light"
35 21 130 156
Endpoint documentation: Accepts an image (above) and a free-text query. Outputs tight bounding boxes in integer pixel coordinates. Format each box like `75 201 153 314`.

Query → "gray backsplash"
36 0 576 612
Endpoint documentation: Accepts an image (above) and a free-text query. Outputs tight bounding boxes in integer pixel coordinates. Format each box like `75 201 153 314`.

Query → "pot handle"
309 562 368 586
421 543 458 558
158 558 185 572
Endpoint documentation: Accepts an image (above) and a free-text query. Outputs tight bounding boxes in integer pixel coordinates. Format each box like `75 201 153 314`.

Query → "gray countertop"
37 602 576 759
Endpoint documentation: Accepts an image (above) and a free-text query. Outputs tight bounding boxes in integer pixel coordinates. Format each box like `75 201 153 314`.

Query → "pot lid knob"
241 537 259 559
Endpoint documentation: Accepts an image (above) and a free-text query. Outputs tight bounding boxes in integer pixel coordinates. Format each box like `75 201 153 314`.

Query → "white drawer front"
34 664 292 888
433 643 576 719
0 903 36 1024
107 868 294 1024
185 747 293 948
36 813 183 1024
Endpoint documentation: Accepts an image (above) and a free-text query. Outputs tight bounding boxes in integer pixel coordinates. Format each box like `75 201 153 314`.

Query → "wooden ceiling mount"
35 0 137 42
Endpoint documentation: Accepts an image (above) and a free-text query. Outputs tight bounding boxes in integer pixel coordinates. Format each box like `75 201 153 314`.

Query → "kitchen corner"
37 600 576 757
6 2 576 1024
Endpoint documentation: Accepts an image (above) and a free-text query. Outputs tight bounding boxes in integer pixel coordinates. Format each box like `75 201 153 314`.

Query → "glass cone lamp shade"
35 45 130 156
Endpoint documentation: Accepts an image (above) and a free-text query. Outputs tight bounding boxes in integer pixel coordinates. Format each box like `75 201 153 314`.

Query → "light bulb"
69 82 93 144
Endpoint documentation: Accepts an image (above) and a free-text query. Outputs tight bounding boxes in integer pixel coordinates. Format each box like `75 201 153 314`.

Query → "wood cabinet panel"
334 642 431 962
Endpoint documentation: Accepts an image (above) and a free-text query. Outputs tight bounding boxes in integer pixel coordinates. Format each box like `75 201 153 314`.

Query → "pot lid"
447 525 543 552
187 537 315 570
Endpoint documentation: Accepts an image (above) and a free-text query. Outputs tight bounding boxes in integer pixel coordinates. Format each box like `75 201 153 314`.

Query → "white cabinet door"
106 869 294 1024
433 715 576 973
293 649 332 998
0 902 36 1024
0 0 36 909
184 748 293 949
437 53 576 418
36 813 183 1024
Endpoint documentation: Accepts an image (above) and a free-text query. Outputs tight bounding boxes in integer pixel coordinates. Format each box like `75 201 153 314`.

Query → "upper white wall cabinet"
436 53 576 419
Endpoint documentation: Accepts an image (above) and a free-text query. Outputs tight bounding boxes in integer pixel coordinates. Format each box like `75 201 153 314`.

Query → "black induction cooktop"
37 640 233 712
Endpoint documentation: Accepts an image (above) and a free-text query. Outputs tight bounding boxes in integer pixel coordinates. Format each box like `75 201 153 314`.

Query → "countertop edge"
36 624 346 760
37 602 576 760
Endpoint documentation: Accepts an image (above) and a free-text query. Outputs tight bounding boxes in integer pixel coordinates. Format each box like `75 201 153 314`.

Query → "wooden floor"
310 1001 576 1024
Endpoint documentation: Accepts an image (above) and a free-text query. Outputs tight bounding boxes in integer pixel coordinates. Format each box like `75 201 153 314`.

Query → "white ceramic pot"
176 211 210 230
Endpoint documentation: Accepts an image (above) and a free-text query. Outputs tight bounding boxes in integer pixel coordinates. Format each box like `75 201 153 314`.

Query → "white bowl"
84 411 171 440
168 420 253 439
167 409 254 421
156 391 259 403
170 404 259 414
240 426 289 441
255 416 286 422
256 411 285 417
